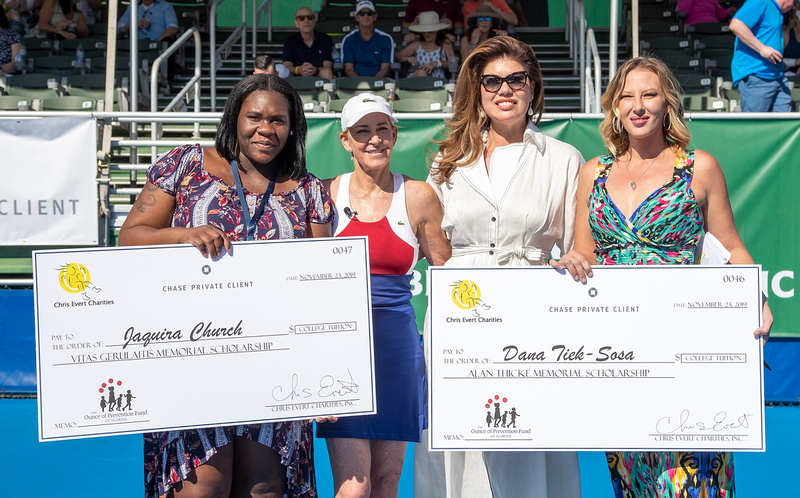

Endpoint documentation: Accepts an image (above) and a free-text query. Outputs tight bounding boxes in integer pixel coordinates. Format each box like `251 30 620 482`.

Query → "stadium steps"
109 26 628 192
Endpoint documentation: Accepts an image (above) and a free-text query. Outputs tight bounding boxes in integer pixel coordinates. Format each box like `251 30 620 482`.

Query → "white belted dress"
415 122 585 498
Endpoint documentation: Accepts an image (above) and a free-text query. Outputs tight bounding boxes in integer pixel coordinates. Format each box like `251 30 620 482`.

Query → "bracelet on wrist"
294 66 299 75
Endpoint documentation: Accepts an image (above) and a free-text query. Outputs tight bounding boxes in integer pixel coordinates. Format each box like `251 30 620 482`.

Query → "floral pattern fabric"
589 150 704 265
0 28 21 66
588 150 734 498
143 144 333 498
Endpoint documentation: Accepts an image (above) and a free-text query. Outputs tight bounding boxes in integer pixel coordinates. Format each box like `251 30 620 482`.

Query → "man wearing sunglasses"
282 7 335 80
341 0 394 77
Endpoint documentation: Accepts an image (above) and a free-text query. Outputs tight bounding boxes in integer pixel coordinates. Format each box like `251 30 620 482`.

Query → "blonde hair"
599 56 691 158
430 36 544 184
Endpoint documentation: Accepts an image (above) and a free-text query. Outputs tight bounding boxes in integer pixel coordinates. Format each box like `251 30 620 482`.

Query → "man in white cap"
341 0 395 77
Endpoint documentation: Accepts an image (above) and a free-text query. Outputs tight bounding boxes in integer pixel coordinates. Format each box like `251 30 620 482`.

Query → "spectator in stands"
119 74 333 498
0 11 22 74
76 0 102 25
676 0 735 25
506 0 529 26
462 0 517 27
730 0 794 112
26 0 87 39
282 6 334 80
783 3 800 75
253 53 289 78
117 0 178 42
342 0 394 78
402 0 463 43
2 0 36 22
396 11 454 78
460 6 506 61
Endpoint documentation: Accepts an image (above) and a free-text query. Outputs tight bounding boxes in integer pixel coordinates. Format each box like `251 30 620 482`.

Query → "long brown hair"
430 36 544 184
599 56 691 158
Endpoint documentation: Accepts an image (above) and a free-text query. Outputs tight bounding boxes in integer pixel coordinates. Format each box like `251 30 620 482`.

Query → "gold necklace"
623 147 666 191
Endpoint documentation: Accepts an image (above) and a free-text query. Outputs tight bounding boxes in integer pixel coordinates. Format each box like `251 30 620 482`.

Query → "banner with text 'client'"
34 237 374 441
428 266 765 451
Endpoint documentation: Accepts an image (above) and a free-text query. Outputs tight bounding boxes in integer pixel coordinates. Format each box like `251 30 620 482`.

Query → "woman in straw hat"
396 11 455 78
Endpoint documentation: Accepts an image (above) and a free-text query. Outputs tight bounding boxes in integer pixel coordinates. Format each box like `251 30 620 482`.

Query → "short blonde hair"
600 56 691 158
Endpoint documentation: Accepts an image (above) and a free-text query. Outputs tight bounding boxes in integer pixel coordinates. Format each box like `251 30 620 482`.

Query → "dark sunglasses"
356 10 375 16
476 17 492 22
295 15 314 21
479 71 529 93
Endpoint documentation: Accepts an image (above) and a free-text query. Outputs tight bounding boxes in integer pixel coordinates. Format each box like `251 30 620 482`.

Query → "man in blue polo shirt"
282 7 334 80
118 0 178 42
342 1 394 77
730 0 795 112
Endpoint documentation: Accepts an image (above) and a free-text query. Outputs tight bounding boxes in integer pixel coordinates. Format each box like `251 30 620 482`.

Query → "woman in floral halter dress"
553 56 773 498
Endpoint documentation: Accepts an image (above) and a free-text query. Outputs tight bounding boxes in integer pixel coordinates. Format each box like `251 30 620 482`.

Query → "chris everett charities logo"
451 280 491 316
57 262 101 298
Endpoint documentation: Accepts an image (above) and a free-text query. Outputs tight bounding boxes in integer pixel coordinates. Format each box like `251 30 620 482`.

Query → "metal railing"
568 0 605 113
567 0 586 75
584 29 602 113
252 0 273 57
150 28 203 160
609 0 620 80
210 0 247 112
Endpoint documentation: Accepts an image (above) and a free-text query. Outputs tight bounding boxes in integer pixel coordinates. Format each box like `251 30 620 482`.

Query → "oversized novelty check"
428 265 765 451
34 238 375 441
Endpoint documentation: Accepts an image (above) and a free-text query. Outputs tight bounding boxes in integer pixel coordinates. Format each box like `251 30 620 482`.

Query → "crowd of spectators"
0 0 175 77
272 0 526 83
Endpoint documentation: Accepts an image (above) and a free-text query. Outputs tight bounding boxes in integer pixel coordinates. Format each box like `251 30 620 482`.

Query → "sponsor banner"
0 116 99 245
33 238 375 441
428 265 765 451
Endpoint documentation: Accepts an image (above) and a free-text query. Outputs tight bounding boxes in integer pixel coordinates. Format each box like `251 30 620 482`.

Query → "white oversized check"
34 237 375 441
428 265 765 451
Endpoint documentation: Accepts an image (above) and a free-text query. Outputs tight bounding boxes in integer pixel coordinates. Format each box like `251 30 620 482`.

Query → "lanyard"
230 160 277 241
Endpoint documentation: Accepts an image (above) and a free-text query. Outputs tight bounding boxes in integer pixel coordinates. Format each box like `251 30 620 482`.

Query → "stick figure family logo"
98 378 136 413
451 280 491 316
482 394 520 429
57 262 101 299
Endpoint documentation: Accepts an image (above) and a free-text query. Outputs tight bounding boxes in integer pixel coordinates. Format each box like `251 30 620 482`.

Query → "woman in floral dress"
554 56 773 498
119 74 333 498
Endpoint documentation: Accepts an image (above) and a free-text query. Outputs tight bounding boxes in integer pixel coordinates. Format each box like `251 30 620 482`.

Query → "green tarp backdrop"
303 116 800 338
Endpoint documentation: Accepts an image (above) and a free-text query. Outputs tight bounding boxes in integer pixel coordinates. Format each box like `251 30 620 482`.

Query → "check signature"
271 370 360 402
655 409 753 434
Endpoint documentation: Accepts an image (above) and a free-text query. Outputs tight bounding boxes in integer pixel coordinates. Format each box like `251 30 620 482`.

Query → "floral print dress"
588 150 735 498
143 144 333 498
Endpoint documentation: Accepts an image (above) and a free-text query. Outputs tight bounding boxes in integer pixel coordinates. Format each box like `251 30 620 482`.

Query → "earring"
478 108 486 120
527 104 534 117
290 130 294 136
611 115 621 134
663 113 672 131
481 129 488 144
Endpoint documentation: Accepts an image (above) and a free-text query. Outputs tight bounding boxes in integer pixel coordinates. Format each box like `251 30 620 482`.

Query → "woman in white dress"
414 35 588 498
